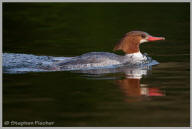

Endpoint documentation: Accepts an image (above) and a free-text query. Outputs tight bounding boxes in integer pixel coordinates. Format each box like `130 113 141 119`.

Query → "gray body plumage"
3 52 157 73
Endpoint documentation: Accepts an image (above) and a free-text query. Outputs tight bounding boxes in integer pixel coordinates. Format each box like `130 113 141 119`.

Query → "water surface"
3 3 190 127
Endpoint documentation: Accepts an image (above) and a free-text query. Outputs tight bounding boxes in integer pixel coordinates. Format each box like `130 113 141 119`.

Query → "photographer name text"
4 120 55 126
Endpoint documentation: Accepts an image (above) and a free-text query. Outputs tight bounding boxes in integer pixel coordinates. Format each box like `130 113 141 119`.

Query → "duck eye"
141 34 146 38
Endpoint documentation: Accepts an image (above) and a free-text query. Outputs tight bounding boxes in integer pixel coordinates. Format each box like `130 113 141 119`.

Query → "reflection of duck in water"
115 67 165 102
70 65 165 103
55 31 165 70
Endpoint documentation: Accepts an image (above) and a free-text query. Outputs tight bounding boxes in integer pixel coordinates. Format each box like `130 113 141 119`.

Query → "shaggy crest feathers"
113 31 148 54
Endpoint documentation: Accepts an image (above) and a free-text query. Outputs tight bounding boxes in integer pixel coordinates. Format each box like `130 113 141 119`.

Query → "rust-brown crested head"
113 31 165 54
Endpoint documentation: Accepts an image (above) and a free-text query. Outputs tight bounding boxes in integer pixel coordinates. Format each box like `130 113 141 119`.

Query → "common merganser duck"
3 31 165 73
55 31 165 70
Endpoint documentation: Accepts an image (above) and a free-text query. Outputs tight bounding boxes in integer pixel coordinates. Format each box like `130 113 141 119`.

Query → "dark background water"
3 3 190 127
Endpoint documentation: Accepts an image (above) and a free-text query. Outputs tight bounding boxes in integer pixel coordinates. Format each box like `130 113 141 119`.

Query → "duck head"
113 31 165 54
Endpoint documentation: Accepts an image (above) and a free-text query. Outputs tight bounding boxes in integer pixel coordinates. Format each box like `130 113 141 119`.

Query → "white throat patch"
125 52 147 61
140 39 148 44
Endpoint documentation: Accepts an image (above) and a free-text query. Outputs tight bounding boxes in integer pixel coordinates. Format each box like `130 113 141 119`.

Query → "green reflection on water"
3 3 190 127
3 3 190 61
